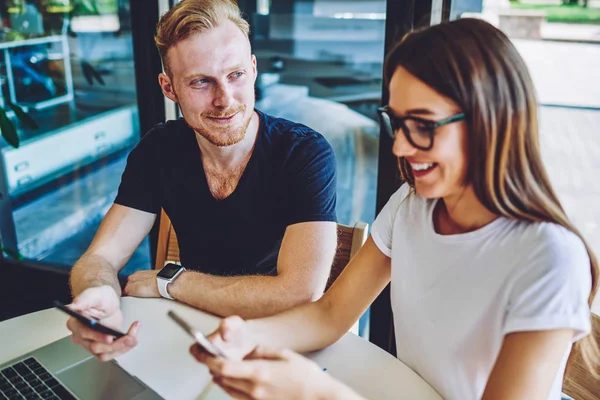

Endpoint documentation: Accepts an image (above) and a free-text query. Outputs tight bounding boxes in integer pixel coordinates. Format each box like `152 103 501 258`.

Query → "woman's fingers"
220 316 243 340
208 359 267 381
245 346 288 361
213 377 254 400
215 376 255 396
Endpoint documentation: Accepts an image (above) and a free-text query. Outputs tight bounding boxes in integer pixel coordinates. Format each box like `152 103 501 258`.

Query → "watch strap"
157 277 174 299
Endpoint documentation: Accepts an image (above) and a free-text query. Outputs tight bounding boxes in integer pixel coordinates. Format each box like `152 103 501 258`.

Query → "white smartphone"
168 310 228 359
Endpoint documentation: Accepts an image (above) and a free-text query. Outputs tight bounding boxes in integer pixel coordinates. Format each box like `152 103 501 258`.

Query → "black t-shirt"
115 109 337 276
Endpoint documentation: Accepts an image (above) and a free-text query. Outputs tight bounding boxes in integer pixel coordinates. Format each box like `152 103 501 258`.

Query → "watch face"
158 263 183 279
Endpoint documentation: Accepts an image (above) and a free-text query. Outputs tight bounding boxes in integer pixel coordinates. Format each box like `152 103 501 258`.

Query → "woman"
191 18 599 400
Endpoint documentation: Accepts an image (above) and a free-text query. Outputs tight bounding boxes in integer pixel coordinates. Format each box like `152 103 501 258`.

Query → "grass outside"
510 3 600 23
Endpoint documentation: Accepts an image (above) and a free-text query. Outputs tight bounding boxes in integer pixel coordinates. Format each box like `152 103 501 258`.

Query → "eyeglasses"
377 106 466 151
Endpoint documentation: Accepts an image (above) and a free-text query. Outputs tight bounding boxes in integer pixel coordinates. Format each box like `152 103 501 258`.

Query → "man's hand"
124 270 161 298
67 285 140 362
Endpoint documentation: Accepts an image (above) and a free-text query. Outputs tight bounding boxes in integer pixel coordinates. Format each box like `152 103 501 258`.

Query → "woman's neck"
434 185 499 235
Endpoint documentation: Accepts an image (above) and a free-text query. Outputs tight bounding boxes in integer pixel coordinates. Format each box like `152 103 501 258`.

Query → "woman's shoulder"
386 183 420 209
518 221 588 258
511 221 591 279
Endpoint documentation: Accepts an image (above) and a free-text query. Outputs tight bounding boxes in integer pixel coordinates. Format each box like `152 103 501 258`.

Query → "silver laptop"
0 337 162 400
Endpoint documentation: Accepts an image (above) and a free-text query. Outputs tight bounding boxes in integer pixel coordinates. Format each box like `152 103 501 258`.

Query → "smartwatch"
157 263 186 300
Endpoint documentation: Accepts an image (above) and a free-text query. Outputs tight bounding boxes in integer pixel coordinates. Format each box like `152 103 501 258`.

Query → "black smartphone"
53 300 126 338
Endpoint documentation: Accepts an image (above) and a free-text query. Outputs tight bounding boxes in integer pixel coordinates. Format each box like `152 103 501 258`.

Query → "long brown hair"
384 18 599 372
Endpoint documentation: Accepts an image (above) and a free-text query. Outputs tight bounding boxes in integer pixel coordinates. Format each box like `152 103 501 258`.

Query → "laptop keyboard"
0 357 76 400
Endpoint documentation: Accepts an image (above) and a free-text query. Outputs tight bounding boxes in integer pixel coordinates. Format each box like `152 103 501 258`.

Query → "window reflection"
0 0 147 275
251 0 386 227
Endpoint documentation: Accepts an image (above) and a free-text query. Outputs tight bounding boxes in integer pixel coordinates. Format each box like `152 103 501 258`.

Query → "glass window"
242 0 387 337
0 0 150 276
462 0 600 313
251 0 384 227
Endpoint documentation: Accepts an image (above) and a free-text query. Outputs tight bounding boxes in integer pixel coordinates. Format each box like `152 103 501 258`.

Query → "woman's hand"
201 346 359 400
191 316 258 362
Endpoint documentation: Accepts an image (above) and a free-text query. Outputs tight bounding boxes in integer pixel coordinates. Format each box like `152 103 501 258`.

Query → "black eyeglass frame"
377 106 466 151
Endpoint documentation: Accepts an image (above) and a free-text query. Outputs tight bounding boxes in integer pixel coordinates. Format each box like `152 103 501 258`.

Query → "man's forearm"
168 271 318 319
70 253 121 298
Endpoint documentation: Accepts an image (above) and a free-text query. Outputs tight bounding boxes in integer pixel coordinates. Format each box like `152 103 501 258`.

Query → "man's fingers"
70 287 105 311
69 286 119 319
73 328 138 361
95 335 138 362
85 308 104 320
67 319 114 344
123 282 135 296
69 295 94 311
125 321 141 338
124 281 152 298
71 336 94 353
97 348 130 362
85 332 135 355
68 320 139 360
124 282 142 297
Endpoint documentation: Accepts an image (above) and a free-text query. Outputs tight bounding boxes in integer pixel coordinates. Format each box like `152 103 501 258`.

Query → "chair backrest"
325 221 369 291
155 209 181 269
563 313 600 400
155 209 369 290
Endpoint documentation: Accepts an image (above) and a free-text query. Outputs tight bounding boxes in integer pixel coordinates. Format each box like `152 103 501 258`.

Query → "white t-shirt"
371 185 592 400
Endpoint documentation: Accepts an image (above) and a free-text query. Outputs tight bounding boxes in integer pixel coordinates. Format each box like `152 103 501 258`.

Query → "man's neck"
195 111 259 170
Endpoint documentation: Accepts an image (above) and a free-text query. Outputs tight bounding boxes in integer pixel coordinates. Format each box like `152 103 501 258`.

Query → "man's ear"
251 54 258 83
158 73 177 103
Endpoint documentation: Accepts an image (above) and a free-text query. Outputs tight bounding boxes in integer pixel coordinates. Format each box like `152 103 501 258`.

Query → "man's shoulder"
258 109 325 142
257 110 332 158
144 118 188 140
135 118 189 151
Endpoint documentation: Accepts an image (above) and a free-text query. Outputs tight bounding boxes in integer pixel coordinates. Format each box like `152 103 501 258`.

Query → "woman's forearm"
247 238 391 353
248 295 346 353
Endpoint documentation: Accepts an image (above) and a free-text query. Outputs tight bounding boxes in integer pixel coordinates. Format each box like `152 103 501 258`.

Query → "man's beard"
190 106 252 147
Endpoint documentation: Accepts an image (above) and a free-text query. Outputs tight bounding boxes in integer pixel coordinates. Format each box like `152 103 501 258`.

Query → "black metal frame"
130 0 166 269
131 0 166 137
369 0 453 355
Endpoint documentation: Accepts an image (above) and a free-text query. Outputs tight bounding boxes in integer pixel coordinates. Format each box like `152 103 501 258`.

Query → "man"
66 0 337 362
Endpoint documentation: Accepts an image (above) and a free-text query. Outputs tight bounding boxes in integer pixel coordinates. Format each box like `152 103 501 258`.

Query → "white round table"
0 297 442 400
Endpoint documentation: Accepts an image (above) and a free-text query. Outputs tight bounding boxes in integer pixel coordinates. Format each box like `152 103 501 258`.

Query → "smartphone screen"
168 310 228 358
54 300 126 338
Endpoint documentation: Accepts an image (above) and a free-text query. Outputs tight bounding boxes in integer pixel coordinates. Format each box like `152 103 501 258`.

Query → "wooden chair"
326 221 369 291
155 209 369 291
563 313 600 400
